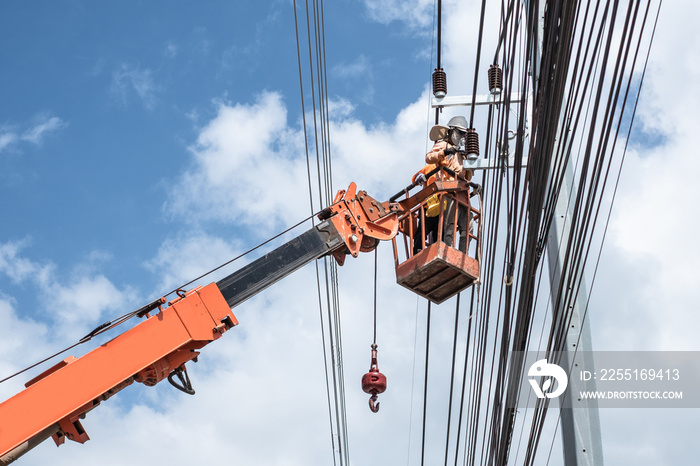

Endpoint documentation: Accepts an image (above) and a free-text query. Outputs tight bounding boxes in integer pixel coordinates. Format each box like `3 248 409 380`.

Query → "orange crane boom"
0 283 236 463
0 178 480 465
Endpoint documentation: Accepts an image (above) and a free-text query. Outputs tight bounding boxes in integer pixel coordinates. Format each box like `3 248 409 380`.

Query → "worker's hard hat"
447 116 468 132
429 116 469 141
429 124 449 141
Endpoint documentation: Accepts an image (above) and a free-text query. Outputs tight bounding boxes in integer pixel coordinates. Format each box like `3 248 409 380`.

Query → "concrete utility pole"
546 165 605 466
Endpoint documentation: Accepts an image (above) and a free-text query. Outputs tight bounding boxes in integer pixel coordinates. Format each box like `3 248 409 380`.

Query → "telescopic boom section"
217 182 400 308
0 182 401 465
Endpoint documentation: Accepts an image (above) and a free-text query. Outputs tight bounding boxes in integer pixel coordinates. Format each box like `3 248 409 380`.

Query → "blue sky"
2 1 698 465
0 0 428 273
0 0 436 328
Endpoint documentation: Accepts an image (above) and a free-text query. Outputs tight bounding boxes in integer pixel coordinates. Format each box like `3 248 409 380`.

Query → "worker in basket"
412 162 440 254
424 115 474 253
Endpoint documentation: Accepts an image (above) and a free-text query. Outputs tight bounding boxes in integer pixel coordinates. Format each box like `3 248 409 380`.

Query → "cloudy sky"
0 1 696 465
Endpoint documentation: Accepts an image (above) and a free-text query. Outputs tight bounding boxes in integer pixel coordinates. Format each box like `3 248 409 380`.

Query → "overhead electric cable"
542 3 662 464
435 0 443 123
469 0 489 127
294 0 348 463
452 288 476 466
442 294 461 466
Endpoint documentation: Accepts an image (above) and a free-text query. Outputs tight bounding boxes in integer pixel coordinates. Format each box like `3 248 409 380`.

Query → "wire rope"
406 295 423 466
420 301 432 466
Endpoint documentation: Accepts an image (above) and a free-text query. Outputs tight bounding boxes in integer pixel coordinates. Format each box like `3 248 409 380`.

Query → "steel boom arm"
0 183 399 465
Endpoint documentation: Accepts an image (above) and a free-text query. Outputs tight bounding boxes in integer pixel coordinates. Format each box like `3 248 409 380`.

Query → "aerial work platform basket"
391 175 482 304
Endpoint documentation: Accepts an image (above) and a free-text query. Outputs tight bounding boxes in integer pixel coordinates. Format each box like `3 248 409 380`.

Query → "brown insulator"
432 67 447 98
488 64 502 95
465 128 480 158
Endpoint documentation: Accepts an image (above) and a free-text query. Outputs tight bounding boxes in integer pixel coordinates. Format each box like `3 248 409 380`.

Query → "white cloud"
20 116 66 145
332 54 371 79
330 88 433 195
164 41 178 58
0 296 51 400
111 64 159 109
165 89 433 234
0 240 134 343
331 54 376 104
579 3 700 462
165 91 305 230
595 0 700 353
0 115 66 154
635 2 700 139
362 0 434 31
144 229 241 292
563 17 700 466
48 275 127 341
0 239 53 286
0 131 18 153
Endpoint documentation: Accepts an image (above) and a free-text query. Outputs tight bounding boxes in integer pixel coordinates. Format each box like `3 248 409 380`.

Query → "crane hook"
361 344 387 413
369 394 380 413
